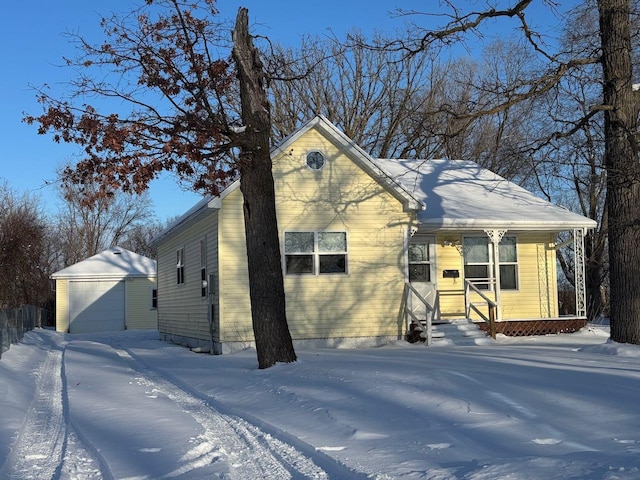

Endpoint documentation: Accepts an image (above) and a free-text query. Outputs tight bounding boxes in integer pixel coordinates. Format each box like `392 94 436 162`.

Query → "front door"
408 235 437 321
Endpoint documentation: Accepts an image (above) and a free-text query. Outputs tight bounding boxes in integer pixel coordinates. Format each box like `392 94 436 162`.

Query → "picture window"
284 231 347 275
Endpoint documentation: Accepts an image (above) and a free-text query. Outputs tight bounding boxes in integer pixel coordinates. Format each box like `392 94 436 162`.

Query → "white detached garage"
52 247 158 333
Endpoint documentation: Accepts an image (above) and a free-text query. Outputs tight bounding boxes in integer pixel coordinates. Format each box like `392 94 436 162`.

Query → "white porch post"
573 228 587 318
404 226 417 332
484 229 507 322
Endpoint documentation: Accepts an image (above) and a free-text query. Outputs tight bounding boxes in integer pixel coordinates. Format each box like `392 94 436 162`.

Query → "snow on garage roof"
374 158 597 231
51 247 157 279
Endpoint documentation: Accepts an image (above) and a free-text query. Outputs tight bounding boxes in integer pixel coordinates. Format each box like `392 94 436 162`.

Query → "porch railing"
404 282 440 345
464 279 497 339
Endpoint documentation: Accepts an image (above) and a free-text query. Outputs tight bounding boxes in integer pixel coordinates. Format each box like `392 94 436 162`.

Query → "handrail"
404 282 439 345
464 280 497 339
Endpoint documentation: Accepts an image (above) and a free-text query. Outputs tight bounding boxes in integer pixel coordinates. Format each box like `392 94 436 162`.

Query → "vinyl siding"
218 188 253 343
125 277 158 329
157 211 219 342
55 279 69 332
218 127 413 342
433 232 559 320
500 232 558 320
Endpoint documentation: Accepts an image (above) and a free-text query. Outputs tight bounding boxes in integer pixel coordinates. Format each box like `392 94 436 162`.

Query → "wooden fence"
0 305 44 359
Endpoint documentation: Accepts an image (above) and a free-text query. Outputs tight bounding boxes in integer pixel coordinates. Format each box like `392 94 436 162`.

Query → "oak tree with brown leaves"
25 1 296 368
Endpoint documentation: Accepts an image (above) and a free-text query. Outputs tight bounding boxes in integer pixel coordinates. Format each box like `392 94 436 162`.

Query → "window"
200 238 207 297
463 236 518 290
498 236 518 290
306 151 325 170
284 231 347 275
176 247 185 285
408 242 431 282
151 288 158 309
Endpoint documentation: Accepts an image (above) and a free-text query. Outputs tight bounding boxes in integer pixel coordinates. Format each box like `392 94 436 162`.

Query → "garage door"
69 280 125 333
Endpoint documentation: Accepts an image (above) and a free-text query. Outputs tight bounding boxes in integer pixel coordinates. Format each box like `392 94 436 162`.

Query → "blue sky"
0 1 572 221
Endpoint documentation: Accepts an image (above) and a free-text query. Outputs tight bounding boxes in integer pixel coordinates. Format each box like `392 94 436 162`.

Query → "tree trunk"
232 8 297 368
598 0 640 343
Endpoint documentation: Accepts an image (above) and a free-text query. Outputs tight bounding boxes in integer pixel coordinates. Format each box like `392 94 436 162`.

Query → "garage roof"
51 247 157 280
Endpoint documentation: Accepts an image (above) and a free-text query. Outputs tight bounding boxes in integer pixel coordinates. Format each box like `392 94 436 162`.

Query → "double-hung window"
463 236 518 290
284 231 348 275
498 236 518 290
176 247 185 285
408 241 432 282
151 288 158 309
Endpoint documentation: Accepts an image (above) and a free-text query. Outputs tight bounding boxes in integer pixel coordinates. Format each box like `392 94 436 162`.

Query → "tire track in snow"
2 339 113 480
59 348 113 480
115 347 368 480
3 348 66 479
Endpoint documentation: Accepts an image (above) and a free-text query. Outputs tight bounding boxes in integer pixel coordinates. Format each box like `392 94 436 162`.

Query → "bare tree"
527 2 609 321
25 1 296 367
118 220 167 259
53 178 156 267
269 34 439 158
269 34 538 185
0 183 50 309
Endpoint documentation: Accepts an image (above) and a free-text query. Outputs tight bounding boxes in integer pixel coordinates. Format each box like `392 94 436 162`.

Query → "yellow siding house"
151 116 596 353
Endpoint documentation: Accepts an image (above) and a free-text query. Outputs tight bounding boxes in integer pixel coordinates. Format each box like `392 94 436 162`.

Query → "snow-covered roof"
150 179 241 247
374 158 597 231
51 247 157 279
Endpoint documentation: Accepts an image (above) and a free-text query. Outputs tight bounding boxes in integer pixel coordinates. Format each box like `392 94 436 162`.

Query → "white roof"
374 158 597 231
51 247 157 279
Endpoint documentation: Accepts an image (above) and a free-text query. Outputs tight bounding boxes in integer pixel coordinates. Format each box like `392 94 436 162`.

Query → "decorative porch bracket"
484 229 507 244
484 229 507 322
573 228 587 318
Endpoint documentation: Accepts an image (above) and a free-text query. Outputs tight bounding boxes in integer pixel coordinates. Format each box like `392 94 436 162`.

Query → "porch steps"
429 318 494 346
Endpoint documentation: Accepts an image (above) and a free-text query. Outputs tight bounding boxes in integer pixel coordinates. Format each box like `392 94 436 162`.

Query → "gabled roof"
51 247 157 279
151 116 426 246
374 158 597 231
271 115 425 212
151 118 596 243
149 185 235 247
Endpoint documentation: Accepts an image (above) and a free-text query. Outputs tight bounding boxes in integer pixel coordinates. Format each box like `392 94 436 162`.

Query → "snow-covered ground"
0 325 639 479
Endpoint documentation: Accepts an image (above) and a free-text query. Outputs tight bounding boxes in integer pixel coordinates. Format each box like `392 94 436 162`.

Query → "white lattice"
574 229 587 317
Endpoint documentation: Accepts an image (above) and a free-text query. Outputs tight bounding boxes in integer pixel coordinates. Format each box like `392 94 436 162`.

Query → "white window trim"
498 235 519 291
283 230 349 276
200 237 207 298
463 235 519 291
408 235 436 284
305 150 326 171
176 247 185 285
